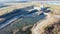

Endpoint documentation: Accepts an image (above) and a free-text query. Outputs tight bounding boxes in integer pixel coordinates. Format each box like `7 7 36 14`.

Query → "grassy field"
0 2 60 34
0 2 60 16
0 3 32 16
0 3 32 21
31 3 60 34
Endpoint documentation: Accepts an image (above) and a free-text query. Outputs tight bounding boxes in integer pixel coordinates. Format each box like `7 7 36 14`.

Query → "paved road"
0 7 39 29
0 6 46 29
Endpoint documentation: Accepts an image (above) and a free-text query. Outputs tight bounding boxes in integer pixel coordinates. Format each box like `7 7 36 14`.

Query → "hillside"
0 2 60 34
0 3 32 16
31 4 60 34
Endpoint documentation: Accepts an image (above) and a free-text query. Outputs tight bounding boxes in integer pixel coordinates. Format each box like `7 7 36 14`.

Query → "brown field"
31 3 60 34
0 2 60 16
0 2 60 34
0 3 32 16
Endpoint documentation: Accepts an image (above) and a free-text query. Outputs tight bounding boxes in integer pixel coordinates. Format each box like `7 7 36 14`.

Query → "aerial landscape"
0 0 60 34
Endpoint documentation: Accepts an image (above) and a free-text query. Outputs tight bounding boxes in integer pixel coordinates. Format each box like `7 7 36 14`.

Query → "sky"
0 0 28 2
0 0 60 3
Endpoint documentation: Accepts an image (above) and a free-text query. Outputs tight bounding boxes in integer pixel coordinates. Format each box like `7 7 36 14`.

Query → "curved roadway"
0 7 38 29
